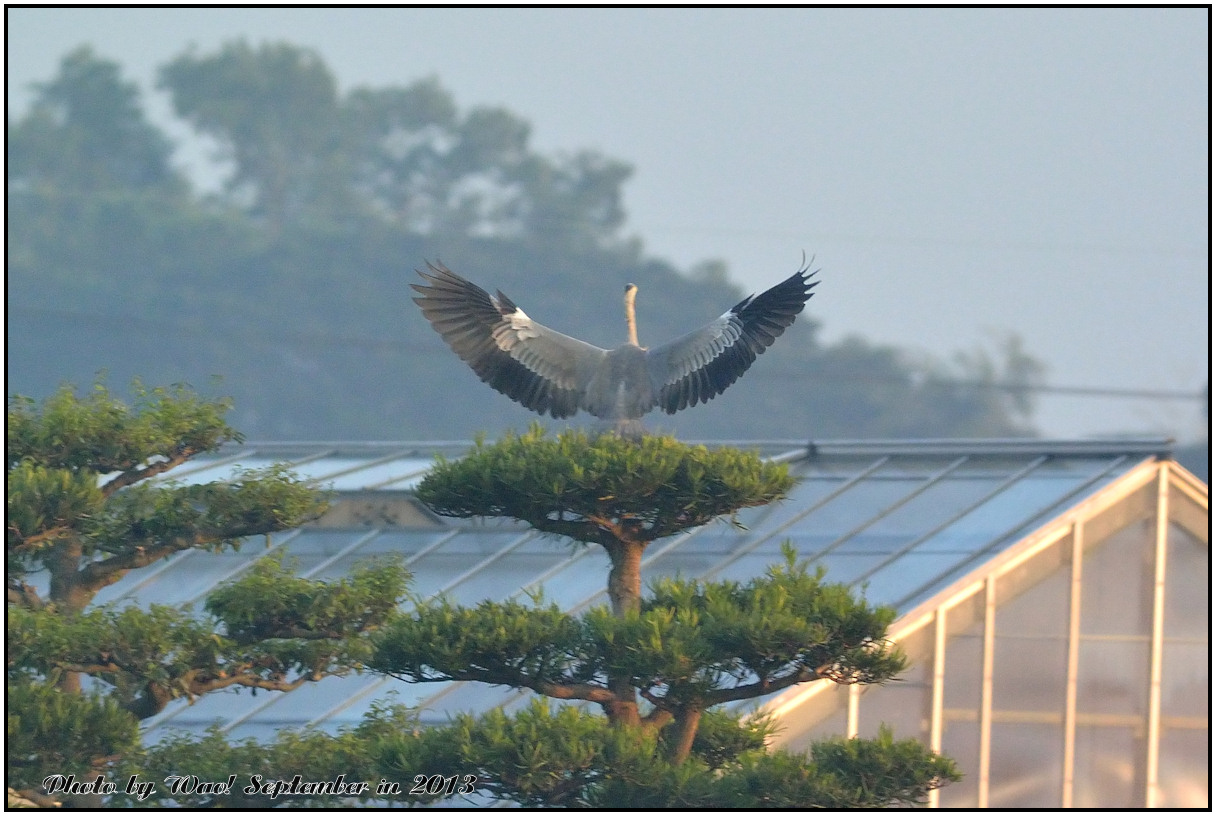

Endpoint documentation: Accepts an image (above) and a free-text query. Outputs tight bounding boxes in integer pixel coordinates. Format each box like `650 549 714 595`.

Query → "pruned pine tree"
8 395 956 808
367 428 959 806
5 383 410 807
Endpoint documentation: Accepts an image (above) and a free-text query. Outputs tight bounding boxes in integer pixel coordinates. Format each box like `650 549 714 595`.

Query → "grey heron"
412 261 818 434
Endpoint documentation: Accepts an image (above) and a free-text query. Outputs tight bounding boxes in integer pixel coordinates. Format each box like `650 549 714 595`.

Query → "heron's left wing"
646 267 817 414
412 262 607 418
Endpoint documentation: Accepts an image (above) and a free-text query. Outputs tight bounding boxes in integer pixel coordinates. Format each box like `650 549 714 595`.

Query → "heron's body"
412 262 817 431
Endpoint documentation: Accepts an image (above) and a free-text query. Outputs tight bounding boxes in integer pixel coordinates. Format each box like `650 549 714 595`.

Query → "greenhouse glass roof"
84 437 1181 743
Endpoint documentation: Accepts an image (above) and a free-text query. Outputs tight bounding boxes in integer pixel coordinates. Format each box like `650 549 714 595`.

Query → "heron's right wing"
412 262 608 418
646 266 817 413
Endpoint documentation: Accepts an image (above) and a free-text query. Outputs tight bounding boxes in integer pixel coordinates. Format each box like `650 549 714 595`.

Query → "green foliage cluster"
9 557 410 723
372 551 904 715
591 726 959 810
386 428 958 806
417 427 795 546
9 42 1046 441
5 383 411 806
376 702 956 809
7 380 239 471
7 386 959 808
7 382 327 613
107 698 418 808
7 676 141 794
206 556 407 643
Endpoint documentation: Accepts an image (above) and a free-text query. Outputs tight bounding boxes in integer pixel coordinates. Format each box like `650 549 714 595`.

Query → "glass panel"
282 457 381 485
941 587 985 806
780 478 929 538
1072 724 1144 808
321 677 446 727
1160 641 1208 720
162 457 286 485
148 683 275 732
702 502 775 539
642 533 739 583
1081 520 1154 638
445 548 576 605
1076 639 1149 716
864 475 1004 541
936 477 1093 546
1080 479 1155 547
855 679 930 742
309 530 451 581
421 682 524 721
987 722 1063 808
707 532 880 583
995 534 1069 638
833 532 914 554
754 471 876 531
857 623 931 741
326 457 435 490
1156 726 1210 808
394 532 530 603
992 636 1067 714
234 674 438 736
938 719 981 808
775 682 849 750
533 547 614 611
133 546 266 606
813 552 890 586
943 631 983 711
1164 524 1209 640
92 550 193 606
856 553 973 608
276 530 373 574
710 552 781 584
1168 484 1209 544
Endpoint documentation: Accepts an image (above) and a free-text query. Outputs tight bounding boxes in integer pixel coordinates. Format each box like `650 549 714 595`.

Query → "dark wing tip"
410 261 582 419
658 260 820 414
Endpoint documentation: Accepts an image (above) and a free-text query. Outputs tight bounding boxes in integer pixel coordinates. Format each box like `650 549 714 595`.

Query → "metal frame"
1144 464 1170 807
119 438 1205 808
766 458 1208 809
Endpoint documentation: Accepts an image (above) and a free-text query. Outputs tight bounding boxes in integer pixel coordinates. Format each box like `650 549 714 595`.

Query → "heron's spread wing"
647 267 817 414
412 262 608 418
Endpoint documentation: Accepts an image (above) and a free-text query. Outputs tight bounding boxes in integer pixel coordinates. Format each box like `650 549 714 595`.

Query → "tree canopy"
8 41 1046 441
5 383 404 805
7 390 958 807
374 430 957 805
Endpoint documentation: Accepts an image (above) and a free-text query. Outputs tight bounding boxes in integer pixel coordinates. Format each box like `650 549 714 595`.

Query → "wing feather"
647 266 818 414
412 262 608 418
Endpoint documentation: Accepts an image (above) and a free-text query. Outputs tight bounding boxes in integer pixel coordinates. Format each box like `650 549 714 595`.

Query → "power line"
8 305 1207 403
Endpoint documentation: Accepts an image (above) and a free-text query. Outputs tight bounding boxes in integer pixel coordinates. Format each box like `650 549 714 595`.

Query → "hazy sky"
7 8 1209 440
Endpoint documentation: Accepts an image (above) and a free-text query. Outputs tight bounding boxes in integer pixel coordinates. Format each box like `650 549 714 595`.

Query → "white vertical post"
846 682 860 738
1062 522 1084 807
928 607 947 808
1145 464 1169 807
978 575 995 808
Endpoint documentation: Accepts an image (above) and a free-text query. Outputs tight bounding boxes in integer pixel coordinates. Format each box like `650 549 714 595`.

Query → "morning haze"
6 8 1208 442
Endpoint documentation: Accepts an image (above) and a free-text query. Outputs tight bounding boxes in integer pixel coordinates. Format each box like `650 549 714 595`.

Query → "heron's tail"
592 419 648 441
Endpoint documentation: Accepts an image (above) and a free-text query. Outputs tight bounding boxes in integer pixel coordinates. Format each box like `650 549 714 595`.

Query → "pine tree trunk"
48 540 87 693
665 706 702 764
603 539 645 726
606 540 644 617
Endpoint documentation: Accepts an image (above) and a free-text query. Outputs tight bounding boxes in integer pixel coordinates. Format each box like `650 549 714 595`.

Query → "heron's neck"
624 288 639 346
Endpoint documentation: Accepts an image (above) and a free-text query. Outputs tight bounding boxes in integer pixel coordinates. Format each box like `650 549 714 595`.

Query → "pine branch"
98 447 198 498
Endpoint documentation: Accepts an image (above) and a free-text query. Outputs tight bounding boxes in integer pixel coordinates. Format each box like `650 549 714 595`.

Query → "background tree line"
8 42 1046 440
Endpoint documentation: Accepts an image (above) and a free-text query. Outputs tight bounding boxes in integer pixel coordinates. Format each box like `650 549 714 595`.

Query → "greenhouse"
90 436 1208 809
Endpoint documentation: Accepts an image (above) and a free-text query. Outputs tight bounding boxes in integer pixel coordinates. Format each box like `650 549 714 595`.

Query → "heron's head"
623 283 638 310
